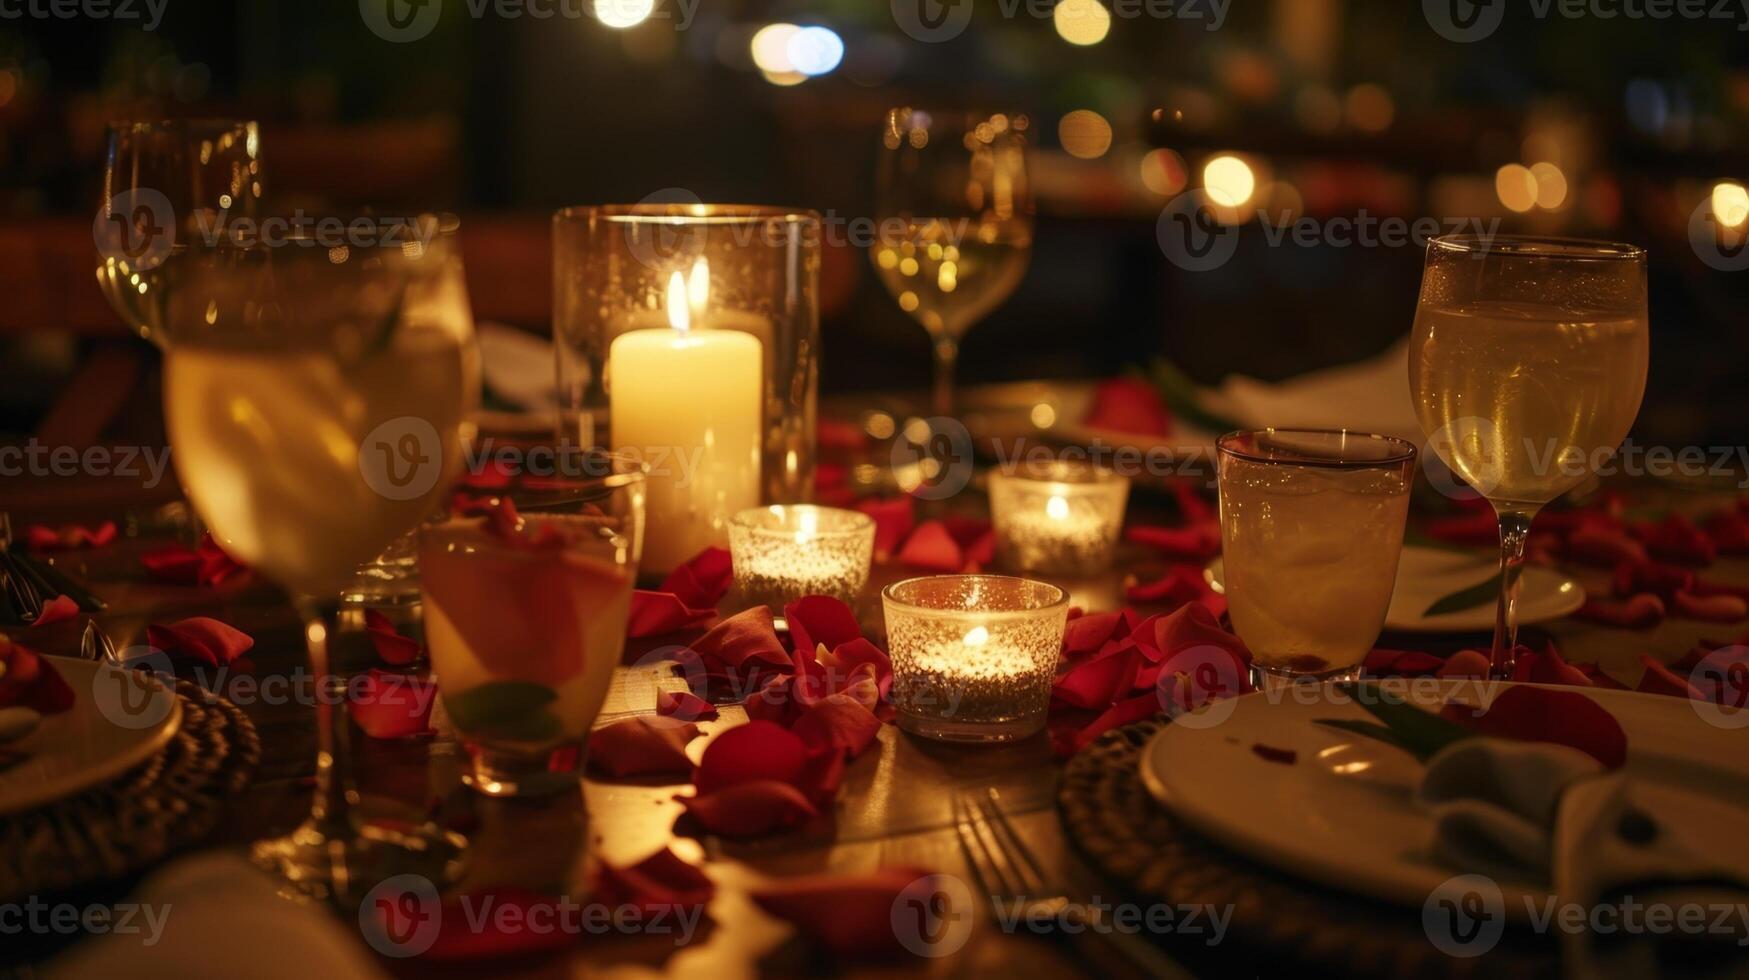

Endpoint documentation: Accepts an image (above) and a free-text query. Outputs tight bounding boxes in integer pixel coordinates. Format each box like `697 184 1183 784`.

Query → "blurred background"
2 0 1746 453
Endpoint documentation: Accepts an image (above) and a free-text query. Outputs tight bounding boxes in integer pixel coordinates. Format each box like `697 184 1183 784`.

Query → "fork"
0 514 44 623
79 619 120 663
953 787 1194 979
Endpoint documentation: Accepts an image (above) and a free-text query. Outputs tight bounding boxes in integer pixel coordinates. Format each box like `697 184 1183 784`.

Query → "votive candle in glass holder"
989 460 1130 575
729 505 874 614
881 575 1069 743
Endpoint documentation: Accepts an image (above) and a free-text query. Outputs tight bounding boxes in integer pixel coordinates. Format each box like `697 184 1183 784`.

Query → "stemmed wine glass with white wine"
96 119 263 347
872 108 1033 419
162 214 478 899
1410 236 1648 677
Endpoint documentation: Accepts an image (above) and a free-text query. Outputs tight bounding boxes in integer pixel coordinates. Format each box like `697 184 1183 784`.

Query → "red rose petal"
1125 524 1221 562
681 607 793 695
743 675 803 727
591 846 715 919
1052 644 1141 710
1574 593 1665 629
751 868 953 961
1612 560 1694 601
1519 646 1593 687
678 780 819 838
628 590 716 638
1704 509 1749 554
31 595 79 628
693 720 809 794
1634 514 1716 567
785 595 863 659
1083 377 1171 436
363 609 423 666
855 497 916 561
381 887 575 961
1363 648 1446 677
25 521 117 551
1438 650 1493 679
1686 646 1749 707
1050 692 1161 757
655 689 719 722
791 694 883 758
1672 590 1748 623
1566 527 1649 567
1063 610 1129 659
1439 686 1627 769
587 716 700 778
1634 655 1704 700
352 670 437 739
1424 511 1503 548
1124 565 1223 615
895 521 964 572
660 547 733 610
144 616 254 666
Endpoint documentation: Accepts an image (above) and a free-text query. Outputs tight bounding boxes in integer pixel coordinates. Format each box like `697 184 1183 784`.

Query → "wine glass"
162 214 478 900
1410 236 1649 677
96 119 263 347
872 108 1033 419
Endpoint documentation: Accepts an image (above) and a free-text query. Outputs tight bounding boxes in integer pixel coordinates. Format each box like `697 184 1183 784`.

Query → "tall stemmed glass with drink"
162 214 477 899
1218 429 1416 688
872 108 1032 418
96 119 263 347
1410 237 1648 677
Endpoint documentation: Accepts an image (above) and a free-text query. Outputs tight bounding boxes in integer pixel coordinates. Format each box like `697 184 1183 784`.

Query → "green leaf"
1335 682 1476 761
1422 571 1504 617
443 681 563 742
1142 360 1246 436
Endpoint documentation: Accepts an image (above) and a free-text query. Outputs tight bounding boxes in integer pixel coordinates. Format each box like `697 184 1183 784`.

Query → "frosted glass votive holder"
989 461 1130 575
728 505 874 613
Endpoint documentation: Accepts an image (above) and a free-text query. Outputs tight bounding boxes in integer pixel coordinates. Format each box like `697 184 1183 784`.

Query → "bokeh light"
1495 164 1538 213
750 24 800 74
1053 0 1112 46
1203 154 1256 207
1713 181 1749 228
1139 148 1188 196
1345 83 1395 133
592 0 653 29
1529 162 1568 210
1058 109 1113 159
787 26 843 77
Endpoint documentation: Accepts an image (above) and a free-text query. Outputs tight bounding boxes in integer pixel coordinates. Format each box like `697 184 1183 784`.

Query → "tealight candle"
610 267 763 575
989 461 1130 575
728 505 875 614
881 575 1069 742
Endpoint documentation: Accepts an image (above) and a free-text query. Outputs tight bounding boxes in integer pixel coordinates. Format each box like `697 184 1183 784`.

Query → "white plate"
1140 681 1749 916
1204 544 1585 633
0 657 183 815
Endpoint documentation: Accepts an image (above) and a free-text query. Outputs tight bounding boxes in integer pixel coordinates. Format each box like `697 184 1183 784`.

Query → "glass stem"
294 596 359 841
1489 510 1535 679
931 334 959 419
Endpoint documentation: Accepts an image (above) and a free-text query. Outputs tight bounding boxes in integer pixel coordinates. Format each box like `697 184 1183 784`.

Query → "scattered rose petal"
352 670 437 739
1703 509 1749 555
629 590 716 639
587 716 700 778
1125 524 1220 562
1438 650 1492 679
1634 655 1703 700
1613 560 1693 601
791 694 883 758
1053 643 1142 710
677 780 819 838
1634 514 1716 567
1062 609 1131 660
751 868 953 961
1364 648 1446 677
1672 590 1748 623
140 534 246 587
373 887 573 960
1083 377 1171 435
656 689 719 722
1423 511 1501 548
1439 686 1627 769
856 497 916 561
0 638 75 714
677 606 793 696
1124 564 1224 616
1574 593 1665 629
1566 527 1649 567
363 609 422 666
25 521 117 551
30 595 79 628
693 721 809 795
144 616 254 666
660 547 733 610
1050 692 1161 758
592 846 715 920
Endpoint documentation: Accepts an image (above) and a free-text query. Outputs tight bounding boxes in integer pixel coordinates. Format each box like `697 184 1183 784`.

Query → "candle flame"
1046 495 1070 520
962 625 990 647
794 506 818 545
687 257 710 319
665 271 690 333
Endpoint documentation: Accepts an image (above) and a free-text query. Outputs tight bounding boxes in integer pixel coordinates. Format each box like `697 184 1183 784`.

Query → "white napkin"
1419 738 1749 977
46 853 387 980
1210 335 1421 443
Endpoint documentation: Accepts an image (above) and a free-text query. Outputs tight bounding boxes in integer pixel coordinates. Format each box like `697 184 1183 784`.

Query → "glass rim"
729 504 873 540
1427 234 1646 262
107 118 259 135
552 203 823 228
881 574 1069 620
1216 428 1418 469
463 448 649 498
989 459 1127 487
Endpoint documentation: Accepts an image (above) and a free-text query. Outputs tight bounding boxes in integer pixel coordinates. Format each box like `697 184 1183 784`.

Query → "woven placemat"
0 681 260 901
1058 718 1558 979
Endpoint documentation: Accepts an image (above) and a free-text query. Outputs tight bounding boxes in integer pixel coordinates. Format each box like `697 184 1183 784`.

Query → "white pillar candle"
611 271 763 574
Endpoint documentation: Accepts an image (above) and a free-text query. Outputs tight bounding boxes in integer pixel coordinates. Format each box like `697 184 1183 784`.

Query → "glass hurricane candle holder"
553 204 821 576
881 575 1069 742
989 460 1130 575
728 505 874 618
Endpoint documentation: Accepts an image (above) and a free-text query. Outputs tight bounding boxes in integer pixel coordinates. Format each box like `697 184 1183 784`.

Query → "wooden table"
7 461 1745 978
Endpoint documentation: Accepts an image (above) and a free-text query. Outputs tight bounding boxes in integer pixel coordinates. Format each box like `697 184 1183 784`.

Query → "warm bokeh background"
3 0 1746 448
